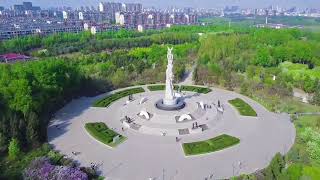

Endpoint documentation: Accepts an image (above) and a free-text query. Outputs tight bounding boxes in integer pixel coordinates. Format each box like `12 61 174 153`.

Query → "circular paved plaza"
48 85 295 180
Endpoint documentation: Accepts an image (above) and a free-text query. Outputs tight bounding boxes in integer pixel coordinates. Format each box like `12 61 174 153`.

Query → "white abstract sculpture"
163 47 177 106
199 101 205 110
139 110 150 120
178 114 192 122
139 97 147 104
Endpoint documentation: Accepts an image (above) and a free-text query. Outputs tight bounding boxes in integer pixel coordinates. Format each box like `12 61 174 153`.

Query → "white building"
99 2 104 12
91 26 97 35
83 23 89 31
120 14 125 25
115 12 121 24
79 12 84 20
63 11 68 20
137 25 144 32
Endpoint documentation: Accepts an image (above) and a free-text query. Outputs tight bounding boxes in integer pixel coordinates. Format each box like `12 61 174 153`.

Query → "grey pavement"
48 86 295 180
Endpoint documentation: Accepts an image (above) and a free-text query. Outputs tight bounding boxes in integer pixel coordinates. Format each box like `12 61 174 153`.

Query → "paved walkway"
178 64 196 85
48 87 295 180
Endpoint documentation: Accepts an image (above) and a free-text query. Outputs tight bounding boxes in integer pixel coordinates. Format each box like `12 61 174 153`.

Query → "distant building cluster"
0 1 198 40
12 2 41 12
1 1 320 40
114 12 197 30
198 5 320 18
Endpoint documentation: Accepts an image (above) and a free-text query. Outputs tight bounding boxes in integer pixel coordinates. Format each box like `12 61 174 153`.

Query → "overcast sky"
1 0 319 9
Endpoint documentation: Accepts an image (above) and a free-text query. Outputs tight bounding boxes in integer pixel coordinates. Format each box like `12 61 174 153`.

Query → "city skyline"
1 0 320 9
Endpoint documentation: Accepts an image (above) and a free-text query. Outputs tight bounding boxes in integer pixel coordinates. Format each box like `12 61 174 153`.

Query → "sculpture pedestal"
163 98 178 106
155 99 185 111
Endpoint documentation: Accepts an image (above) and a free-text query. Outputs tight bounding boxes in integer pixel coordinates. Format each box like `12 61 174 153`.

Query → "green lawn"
182 134 240 156
85 122 126 147
229 98 257 117
147 85 211 94
250 90 320 113
93 87 145 107
177 85 212 94
147 85 165 91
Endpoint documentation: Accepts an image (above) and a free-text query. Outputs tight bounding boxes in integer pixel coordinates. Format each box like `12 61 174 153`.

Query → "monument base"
155 98 186 111
163 98 178 106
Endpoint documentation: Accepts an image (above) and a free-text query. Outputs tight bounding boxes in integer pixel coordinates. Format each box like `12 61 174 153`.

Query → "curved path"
48 86 295 180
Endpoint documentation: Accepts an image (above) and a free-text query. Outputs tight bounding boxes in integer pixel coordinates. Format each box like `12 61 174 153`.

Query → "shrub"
176 85 212 94
147 85 212 94
264 153 285 180
301 127 320 163
80 167 99 179
8 138 21 161
60 157 76 167
147 85 165 91
47 150 64 165
93 87 145 107
23 157 88 180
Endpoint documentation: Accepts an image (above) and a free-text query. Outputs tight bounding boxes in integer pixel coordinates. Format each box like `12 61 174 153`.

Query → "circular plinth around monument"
155 98 186 111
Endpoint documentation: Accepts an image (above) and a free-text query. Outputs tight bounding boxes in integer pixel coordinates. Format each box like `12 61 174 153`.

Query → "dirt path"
178 64 196 85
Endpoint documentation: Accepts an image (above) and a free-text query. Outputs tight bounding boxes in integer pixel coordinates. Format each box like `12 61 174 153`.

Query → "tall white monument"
163 47 177 106
155 47 185 111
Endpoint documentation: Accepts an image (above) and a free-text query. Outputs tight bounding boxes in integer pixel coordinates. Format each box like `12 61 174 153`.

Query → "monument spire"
164 47 175 104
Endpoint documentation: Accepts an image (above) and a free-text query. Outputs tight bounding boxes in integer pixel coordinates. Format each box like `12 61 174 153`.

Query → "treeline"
0 25 251 56
69 43 197 87
0 60 102 151
0 42 197 151
195 28 320 94
0 29 199 56
0 29 147 54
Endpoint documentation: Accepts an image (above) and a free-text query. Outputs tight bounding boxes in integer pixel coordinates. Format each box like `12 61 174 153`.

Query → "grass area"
288 115 320 166
147 85 165 91
177 85 212 94
229 98 257 117
147 85 211 94
233 90 320 179
249 90 320 113
93 87 145 107
85 122 126 147
182 134 240 156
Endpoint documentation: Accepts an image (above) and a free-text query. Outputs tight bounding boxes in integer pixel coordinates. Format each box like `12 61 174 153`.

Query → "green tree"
26 111 40 147
111 69 128 88
265 153 286 180
255 47 273 67
8 138 21 160
302 75 317 93
313 81 320 105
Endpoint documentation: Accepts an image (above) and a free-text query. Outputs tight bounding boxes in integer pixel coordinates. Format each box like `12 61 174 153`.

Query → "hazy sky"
1 0 319 9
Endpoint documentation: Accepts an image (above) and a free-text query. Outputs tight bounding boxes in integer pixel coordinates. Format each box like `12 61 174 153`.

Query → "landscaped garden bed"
147 85 211 94
85 122 126 147
147 85 165 91
177 85 212 94
229 98 257 117
182 134 240 156
93 87 145 107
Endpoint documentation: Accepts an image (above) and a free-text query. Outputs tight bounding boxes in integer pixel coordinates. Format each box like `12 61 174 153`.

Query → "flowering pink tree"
24 157 88 180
